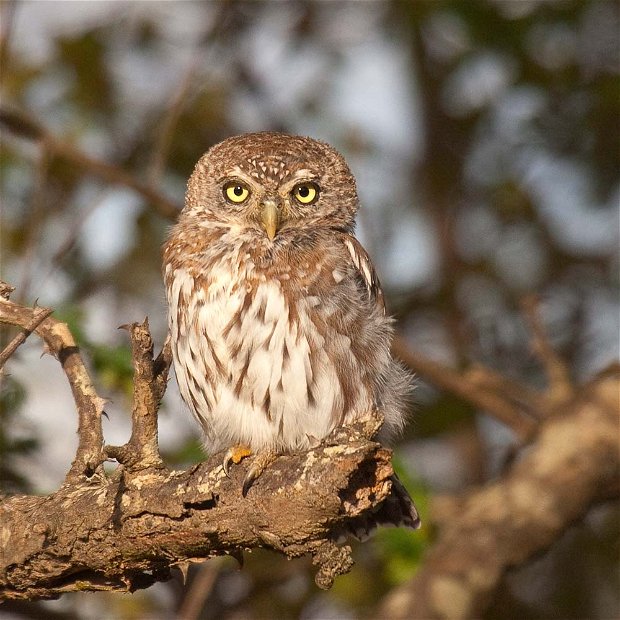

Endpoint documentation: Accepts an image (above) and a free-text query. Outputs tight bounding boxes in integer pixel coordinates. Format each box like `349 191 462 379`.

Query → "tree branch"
0 284 105 483
104 320 171 470
0 282 418 600
0 431 401 600
0 306 53 371
521 294 575 407
392 336 538 440
0 107 181 220
378 365 620 619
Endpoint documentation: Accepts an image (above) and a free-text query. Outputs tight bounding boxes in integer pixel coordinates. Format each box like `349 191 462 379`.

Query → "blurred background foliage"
0 1 618 618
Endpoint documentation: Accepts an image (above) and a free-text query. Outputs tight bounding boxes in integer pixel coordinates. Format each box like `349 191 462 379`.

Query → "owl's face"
182 133 359 241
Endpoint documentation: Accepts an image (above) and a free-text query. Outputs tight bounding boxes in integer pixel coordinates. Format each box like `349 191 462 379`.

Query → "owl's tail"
345 473 421 542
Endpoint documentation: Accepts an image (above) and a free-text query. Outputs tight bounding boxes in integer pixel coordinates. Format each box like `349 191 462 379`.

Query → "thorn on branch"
0 306 53 371
176 560 222 620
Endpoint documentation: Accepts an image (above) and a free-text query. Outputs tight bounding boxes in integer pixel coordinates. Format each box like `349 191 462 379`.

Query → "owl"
163 132 415 521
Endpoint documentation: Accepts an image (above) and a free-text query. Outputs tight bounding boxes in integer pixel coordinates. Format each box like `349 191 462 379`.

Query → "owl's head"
183 132 359 239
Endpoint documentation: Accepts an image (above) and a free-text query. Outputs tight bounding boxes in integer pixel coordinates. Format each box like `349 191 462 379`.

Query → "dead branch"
1 427 400 600
0 288 105 483
0 282 417 600
104 321 171 470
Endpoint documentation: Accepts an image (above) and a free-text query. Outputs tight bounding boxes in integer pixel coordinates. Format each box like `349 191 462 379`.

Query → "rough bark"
1 432 398 600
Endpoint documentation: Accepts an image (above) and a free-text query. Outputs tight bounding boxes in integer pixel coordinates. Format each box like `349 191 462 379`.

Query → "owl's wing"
341 234 386 314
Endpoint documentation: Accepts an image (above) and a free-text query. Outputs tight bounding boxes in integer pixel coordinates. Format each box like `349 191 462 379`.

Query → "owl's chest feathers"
166 243 367 451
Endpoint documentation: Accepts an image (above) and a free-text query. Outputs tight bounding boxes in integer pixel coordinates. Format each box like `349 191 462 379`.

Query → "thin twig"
463 363 547 420
0 306 53 370
521 295 575 407
0 107 181 220
177 560 223 620
392 336 537 440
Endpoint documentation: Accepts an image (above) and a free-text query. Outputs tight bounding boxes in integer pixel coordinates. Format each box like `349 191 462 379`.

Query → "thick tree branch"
0 432 401 600
378 366 620 619
0 282 418 600
389 298 618 619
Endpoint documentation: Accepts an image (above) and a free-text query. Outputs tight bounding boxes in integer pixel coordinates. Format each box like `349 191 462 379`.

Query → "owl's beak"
260 199 281 241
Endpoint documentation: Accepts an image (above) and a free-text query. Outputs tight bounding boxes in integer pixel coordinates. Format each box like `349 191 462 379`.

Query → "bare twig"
0 107 181 220
105 322 171 470
0 306 53 371
522 295 575 407
392 336 537 440
463 363 546 420
0 281 105 481
177 560 223 620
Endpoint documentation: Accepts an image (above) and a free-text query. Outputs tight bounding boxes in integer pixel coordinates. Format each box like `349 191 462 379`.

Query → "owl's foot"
222 445 252 477
242 450 277 497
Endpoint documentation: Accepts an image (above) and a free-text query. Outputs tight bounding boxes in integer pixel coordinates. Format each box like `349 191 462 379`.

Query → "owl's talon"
242 451 277 496
222 445 252 477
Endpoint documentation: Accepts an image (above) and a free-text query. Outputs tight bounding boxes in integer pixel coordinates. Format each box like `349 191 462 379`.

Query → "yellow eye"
223 181 251 204
292 182 319 205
